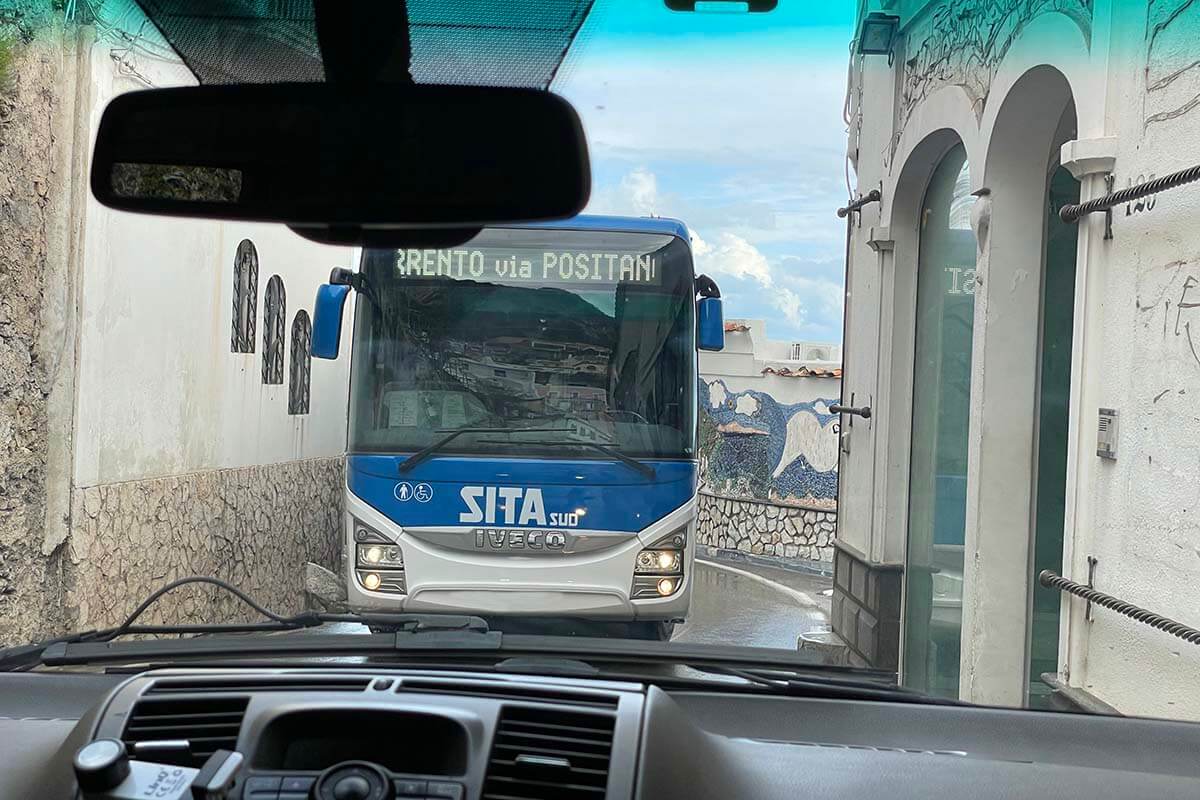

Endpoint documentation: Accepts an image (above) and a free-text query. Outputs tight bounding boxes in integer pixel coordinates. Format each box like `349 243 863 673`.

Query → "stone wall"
0 13 352 648
0 18 84 646
0 457 344 646
697 491 836 569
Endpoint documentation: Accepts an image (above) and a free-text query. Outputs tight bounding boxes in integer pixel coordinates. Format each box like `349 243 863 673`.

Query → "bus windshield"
348 227 697 460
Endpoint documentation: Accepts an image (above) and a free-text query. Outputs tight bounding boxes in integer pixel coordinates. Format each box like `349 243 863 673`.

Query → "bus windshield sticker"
385 391 419 427
441 394 468 428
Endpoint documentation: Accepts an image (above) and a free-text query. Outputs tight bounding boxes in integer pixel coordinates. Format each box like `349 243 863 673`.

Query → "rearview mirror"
311 283 351 360
91 83 590 236
698 297 725 351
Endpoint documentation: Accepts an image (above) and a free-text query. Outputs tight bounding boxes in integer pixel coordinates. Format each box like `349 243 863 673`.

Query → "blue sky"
554 0 856 344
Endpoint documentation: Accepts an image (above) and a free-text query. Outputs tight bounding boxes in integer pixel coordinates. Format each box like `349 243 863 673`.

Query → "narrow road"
674 559 832 648
315 558 832 649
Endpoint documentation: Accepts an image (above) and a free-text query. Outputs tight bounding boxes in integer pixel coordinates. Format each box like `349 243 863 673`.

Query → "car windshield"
4 0 1200 726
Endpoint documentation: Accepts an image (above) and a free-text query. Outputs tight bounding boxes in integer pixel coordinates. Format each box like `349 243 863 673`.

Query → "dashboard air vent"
398 679 619 709
123 695 249 768
483 705 615 800
145 676 371 694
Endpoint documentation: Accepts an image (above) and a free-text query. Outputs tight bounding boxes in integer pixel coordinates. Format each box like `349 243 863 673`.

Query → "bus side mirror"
698 297 724 351
311 283 351 359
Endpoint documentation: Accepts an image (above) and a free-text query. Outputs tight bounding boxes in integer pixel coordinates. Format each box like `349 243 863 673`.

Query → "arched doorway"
902 142 977 698
960 64 1079 705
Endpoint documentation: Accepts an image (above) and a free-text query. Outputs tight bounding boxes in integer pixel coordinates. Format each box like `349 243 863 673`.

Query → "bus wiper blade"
493 439 656 479
397 427 571 473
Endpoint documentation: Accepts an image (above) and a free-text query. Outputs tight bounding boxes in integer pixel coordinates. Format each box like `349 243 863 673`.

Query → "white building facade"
0 11 354 645
836 0 1200 718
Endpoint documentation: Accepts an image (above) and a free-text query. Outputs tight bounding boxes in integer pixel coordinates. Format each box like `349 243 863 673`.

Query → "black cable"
1059 164 1200 223
1039 570 1200 645
104 575 302 642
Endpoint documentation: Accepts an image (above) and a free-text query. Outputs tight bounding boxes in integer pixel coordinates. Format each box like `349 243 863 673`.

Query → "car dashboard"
6 667 1200 800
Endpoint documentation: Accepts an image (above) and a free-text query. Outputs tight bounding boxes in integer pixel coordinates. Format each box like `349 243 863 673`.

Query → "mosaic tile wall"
699 378 839 509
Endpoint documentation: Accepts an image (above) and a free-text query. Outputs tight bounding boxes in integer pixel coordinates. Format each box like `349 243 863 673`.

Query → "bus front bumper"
343 492 694 622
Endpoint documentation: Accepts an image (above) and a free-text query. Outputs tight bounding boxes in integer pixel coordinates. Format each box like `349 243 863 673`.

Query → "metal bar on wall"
1058 164 1200 224
1039 570 1200 646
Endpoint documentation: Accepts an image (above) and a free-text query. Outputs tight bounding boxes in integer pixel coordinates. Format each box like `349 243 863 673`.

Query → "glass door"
903 144 977 698
1027 165 1080 706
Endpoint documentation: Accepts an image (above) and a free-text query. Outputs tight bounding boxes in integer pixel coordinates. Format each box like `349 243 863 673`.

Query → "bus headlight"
632 574 681 598
635 549 682 574
631 528 686 598
356 569 406 594
357 543 404 568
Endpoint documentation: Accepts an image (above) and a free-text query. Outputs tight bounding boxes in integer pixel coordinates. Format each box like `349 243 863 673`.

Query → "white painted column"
1056 137 1118 692
958 179 1042 705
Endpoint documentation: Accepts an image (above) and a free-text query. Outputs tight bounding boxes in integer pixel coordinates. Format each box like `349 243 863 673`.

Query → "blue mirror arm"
695 273 721 299
332 266 381 309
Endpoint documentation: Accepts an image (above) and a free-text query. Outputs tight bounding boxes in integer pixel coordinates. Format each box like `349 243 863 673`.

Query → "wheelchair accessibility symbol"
414 483 433 503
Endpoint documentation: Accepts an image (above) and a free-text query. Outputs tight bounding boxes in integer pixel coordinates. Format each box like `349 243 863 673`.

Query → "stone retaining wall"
697 491 836 567
0 456 343 646
63 457 344 633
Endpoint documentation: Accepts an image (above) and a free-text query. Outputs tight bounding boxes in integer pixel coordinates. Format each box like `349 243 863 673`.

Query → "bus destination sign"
394 248 661 285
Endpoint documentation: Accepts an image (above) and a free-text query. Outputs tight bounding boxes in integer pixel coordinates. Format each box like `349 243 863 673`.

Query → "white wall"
702 320 841 386
845 0 1200 718
1054 0 1200 719
71 43 354 488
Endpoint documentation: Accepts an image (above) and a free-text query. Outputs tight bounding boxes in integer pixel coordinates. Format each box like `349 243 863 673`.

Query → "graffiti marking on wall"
1145 0 1200 128
1174 274 1200 367
1140 260 1200 370
890 0 1092 166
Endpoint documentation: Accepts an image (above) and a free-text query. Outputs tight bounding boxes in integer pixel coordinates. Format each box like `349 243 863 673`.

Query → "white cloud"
783 275 844 322
622 168 658 215
586 165 845 341
771 287 806 326
587 165 662 217
692 230 772 287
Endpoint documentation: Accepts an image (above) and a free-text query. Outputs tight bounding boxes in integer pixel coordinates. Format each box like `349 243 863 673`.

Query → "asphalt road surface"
318 558 832 648
675 559 832 648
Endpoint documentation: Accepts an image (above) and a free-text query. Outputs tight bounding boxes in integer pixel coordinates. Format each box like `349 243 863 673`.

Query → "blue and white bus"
311 215 724 639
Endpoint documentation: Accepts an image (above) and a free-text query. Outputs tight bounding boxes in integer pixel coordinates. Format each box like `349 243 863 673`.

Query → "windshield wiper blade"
485 439 656 479
692 664 963 706
40 629 503 666
0 576 497 670
397 427 572 473
9 615 498 669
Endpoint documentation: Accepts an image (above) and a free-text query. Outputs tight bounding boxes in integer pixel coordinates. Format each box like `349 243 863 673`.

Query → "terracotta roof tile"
761 365 842 378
